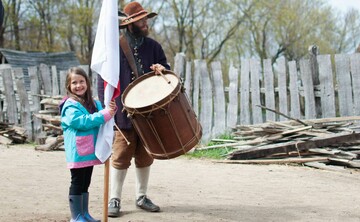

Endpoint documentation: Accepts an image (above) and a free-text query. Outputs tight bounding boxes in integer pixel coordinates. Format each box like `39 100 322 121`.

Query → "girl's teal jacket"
60 98 112 169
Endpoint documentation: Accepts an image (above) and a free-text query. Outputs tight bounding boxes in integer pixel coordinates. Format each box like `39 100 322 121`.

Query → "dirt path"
1 144 360 222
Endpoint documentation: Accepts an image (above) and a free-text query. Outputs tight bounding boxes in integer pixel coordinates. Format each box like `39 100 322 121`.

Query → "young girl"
60 67 116 222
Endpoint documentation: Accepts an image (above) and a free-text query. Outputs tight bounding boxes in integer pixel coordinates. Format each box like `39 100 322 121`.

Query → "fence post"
350 53 360 116
59 70 67 96
173 52 186 79
288 61 301 118
317 55 336 117
309 46 322 118
28 66 42 141
240 59 250 124
39 64 52 96
300 59 316 119
193 60 201 117
51 65 59 96
250 59 262 124
277 57 288 121
335 54 353 116
227 63 239 128
211 61 226 137
263 59 276 121
195 60 212 142
2 68 17 124
184 61 193 105
14 67 32 141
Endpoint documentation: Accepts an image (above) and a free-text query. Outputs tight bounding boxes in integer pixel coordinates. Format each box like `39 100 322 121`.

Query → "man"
97 1 170 218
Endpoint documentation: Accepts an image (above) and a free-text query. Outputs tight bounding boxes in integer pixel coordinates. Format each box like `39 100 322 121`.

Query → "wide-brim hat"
119 2 157 29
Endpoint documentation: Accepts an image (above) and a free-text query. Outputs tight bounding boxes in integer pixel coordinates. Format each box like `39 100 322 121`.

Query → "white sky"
328 0 360 12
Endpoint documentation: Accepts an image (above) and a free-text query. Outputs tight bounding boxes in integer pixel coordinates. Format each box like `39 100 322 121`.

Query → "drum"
121 70 202 159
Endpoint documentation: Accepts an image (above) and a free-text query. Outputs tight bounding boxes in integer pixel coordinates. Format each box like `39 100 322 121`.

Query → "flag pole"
103 158 110 222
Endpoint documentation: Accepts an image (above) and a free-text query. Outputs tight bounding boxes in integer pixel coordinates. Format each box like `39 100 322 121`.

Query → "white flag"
91 0 120 163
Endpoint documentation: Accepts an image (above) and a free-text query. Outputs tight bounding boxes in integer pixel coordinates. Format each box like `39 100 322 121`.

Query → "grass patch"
186 134 236 159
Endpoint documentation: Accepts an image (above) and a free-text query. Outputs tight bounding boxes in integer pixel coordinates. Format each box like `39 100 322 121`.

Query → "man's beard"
132 23 149 37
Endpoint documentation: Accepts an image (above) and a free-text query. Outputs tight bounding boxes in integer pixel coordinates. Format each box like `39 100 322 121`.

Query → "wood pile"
33 95 64 151
200 116 360 172
0 122 27 144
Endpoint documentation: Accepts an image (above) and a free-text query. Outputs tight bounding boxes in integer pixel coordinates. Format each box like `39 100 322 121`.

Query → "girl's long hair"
65 67 97 113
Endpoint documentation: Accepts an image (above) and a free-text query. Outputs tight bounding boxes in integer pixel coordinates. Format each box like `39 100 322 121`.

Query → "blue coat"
60 98 112 169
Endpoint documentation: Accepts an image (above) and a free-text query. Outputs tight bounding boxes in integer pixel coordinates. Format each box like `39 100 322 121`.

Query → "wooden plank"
198 60 213 142
51 65 59 96
215 157 328 164
277 57 288 121
193 60 201 117
0 69 5 122
14 68 32 141
226 63 239 128
317 55 336 117
300 59 316 119
304 162 348 172
28 66 42 140
335 54 353 116
211 61 226 136
309 48 322 118
288 61 301 119
39 64 52 96
263 59 276 121
173 52 186 79
184 61 192 105
250 58 263 124
328 158 360 168
0 135 12 144
59 70 67 96
281 126 312 136
240 59 250 124
350 53 360 116
228 132 360 160
2 68 17 124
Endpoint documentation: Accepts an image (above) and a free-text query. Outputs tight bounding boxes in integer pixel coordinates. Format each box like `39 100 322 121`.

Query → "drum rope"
146 118 169 157
167 111 186 153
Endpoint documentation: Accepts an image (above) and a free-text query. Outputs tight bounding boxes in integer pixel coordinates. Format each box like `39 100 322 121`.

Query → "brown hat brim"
119 12 157 29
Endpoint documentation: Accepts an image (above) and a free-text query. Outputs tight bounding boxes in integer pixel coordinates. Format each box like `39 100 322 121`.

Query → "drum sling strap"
120 35 139 79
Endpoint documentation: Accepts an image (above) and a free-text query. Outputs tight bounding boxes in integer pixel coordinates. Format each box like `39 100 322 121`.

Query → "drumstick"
114 123 131 145
156 68 171 84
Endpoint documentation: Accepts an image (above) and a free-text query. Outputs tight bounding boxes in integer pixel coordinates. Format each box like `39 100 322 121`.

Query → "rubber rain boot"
82 192 100 222
69 195 87 222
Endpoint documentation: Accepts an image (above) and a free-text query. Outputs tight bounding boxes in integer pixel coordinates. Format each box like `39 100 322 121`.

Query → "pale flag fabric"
91 0 119 163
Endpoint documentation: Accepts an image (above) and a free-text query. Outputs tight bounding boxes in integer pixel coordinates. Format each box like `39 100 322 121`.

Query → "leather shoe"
136 195 160 212
108 198 121 217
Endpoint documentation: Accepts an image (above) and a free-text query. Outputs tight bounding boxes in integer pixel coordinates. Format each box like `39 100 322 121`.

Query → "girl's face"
70 73 87 97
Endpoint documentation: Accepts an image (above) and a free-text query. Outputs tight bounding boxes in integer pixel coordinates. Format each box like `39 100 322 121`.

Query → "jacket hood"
58 96 69 114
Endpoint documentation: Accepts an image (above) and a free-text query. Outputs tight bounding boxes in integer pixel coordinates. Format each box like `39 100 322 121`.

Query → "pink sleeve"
100 110 112 122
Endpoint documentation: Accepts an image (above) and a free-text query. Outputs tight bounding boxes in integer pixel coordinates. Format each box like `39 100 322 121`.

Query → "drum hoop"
121 70 181 114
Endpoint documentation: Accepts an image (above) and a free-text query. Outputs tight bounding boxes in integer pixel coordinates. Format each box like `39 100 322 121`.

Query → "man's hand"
150 64 166 75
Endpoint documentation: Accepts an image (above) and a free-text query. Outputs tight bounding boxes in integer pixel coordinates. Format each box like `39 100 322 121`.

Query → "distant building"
0 48 80 89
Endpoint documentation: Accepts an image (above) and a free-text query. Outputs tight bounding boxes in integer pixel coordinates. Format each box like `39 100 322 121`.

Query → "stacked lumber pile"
200 116 360 172
33 95 64 151
0 122 27 144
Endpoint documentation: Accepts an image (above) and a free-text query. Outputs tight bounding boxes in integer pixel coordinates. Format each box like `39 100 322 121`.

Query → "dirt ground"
1 144 360 222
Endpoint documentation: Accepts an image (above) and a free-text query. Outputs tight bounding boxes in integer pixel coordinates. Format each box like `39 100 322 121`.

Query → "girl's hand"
107 100 117 117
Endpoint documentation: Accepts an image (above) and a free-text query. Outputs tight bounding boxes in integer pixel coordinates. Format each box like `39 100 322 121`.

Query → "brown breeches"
110 129 154 169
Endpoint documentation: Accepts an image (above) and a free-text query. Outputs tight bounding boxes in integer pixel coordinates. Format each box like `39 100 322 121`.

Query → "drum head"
124 73 179 108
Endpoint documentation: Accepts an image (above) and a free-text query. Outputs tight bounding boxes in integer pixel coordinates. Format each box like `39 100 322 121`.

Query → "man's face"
130 17 149 37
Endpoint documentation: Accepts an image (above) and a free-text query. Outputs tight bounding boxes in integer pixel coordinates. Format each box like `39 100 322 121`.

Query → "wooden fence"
173 52 360 142
1 52 360 143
